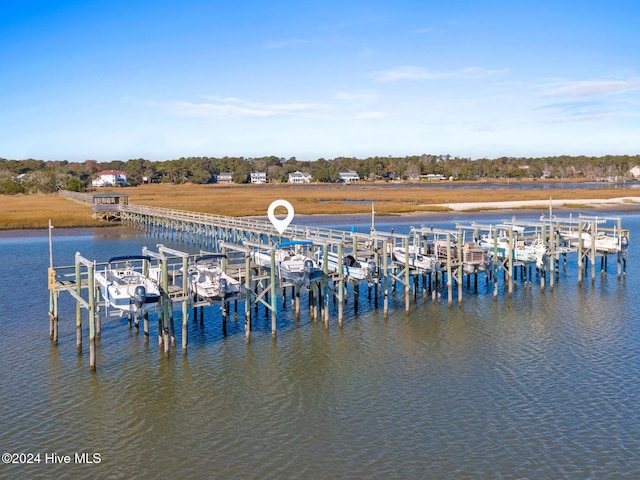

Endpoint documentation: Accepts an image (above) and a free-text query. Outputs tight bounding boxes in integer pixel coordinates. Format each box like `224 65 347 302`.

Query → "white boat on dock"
187 254 242 301
251 240 323 286
479 234 547 268
317 250 377 280
392 245 439 272
558 228 624 253
95 255 161 314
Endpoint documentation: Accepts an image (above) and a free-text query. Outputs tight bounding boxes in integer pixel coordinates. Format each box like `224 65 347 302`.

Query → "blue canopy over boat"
194 253 227 262
108 255 151 264
276 240 313 248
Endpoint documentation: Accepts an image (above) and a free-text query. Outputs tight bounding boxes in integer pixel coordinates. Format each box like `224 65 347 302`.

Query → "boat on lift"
392 245 439 272
558 227 624 253
431 239 489 274
317 250 377 280
187 254 242 301
479 233 547 268
461 242 490 273
251 240 323 286
95 255 161 314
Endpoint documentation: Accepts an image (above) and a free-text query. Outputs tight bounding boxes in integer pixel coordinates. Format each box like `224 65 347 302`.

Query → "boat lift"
141 244 190 354
410 225 468 304
539 213 629 281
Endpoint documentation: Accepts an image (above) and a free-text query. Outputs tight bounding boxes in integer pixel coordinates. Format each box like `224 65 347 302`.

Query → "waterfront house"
421 174 446 181
288 171 312 184
92 170 129 187
338 170 360 183
216 172 234 184
250 171 267 184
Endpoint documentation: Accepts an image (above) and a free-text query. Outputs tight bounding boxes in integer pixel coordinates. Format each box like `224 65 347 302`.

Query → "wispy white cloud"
353 111 386 119
534 77 640 122
538 101 608 122
153 96 330 118
334 89 377 105
263 38 309 49
371 65 508 82
542 79 640 98
151 93 389 122
411 27 444 34
537 99 640 123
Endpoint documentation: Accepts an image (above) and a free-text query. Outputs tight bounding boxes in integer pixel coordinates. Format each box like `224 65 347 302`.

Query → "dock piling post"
382 240 389 318
245 254 252 339
75 261 82 354
270 249 277 336
338 242 344 325
181 255 189 353
87 260 96 372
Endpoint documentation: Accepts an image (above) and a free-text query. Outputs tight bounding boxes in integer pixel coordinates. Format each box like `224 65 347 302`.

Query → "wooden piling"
75 261 82 354
85 258 96 372
245 253 252 339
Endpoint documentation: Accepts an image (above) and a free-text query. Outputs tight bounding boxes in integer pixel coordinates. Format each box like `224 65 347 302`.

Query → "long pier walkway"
52 190 630 371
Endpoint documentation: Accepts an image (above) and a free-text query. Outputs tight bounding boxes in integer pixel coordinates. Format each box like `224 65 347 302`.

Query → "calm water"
1 211 640 479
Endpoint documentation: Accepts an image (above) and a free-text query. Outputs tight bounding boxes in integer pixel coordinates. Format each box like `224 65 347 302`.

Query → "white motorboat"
317 250 377 280
251 240 323 286
559 228 623 253
479 234 547 268
187 254 242 301
95 255 161 314
392 245 439 272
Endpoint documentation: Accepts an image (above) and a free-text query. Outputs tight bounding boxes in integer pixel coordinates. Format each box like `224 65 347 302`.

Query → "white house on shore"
250 171 267 184
338 170 360 183
288 171 312 183
629 166 640 178
216 172 234 184
92 170 129 187
421 173 446 181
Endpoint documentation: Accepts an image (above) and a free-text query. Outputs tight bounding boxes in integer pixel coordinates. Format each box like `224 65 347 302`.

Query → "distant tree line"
1 154 639 194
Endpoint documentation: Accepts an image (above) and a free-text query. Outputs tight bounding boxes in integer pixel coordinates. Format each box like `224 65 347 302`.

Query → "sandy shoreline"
422 196 640 212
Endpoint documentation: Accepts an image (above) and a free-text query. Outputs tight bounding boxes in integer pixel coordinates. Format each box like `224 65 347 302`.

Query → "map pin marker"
267 199 295 235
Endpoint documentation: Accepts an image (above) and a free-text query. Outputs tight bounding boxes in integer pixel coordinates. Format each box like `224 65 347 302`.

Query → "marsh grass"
0 194 103 229
1 183 639 229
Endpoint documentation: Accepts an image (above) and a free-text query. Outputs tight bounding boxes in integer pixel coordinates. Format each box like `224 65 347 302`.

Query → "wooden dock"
50 191 631 371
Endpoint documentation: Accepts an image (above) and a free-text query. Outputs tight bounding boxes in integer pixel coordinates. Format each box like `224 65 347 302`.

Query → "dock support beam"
338 242 344 326
180 254 189 353
381 240 389 317
75 262 82 354
49 289 59 345
245 254 252 340
270 249 277 336
87 262 96 371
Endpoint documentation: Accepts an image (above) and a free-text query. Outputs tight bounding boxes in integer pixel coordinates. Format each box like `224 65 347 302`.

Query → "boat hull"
318 252 376 280
251 250 323 286
96 270 160 313
188 266 242 301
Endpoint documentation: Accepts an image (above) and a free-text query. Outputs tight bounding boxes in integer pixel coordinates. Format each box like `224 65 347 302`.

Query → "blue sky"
2 0 639 162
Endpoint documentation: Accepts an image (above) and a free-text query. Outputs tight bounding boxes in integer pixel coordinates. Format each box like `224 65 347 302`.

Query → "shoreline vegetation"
2 182 640 230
